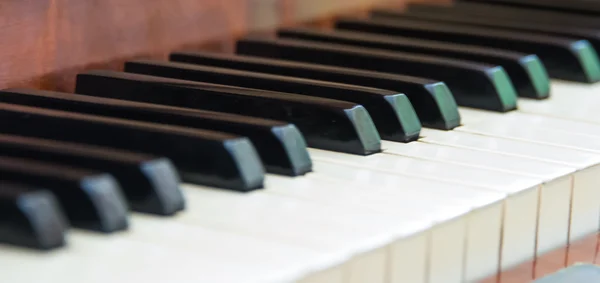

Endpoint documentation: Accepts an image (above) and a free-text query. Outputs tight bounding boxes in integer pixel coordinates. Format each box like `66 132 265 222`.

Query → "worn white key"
382 140 575 260
0 227 329 283
517 81 600 123
303 162 505 283
457 119 600 241
421 128 600 245
309 148 539 273
178 174 504 283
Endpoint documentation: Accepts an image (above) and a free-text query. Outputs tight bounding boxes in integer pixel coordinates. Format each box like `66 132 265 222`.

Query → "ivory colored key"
419 127 600 246
382 140 575 258
303 162 506 282
0 226 340 283
308 148 539 273
174 176 504 283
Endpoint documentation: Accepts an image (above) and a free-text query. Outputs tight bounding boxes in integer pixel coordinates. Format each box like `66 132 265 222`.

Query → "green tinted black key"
279 27 549 99
237 37 517 112
171 50 460 130
76 70 381 155
0 88 312 177
337 17 600 83
124 59 420 143
0 182 67 250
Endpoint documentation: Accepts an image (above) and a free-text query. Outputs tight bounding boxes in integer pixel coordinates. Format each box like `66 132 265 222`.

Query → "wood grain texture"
0 0 449 91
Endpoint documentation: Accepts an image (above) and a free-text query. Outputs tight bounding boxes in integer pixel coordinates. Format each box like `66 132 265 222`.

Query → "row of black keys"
3 0 599 251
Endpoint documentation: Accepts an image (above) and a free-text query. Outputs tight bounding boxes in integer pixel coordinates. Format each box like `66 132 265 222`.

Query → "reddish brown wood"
481 233 600 283
1 0 453 92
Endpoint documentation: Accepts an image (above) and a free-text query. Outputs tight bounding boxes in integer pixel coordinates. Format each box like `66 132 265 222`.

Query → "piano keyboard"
1 1 600 282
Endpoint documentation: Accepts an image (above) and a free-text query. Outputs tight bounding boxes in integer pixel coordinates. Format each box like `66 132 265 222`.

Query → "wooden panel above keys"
0 0 447 92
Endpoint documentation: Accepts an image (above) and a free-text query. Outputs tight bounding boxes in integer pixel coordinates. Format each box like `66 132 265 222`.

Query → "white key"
309 148 539 274
517 81 600 123
382 140 575 259
456 114 600 242
176 175 504 283
304 162 505 282
0 227 329 283
421 128 600 245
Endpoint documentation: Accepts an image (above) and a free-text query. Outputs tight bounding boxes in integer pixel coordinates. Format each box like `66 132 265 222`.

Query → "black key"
124 59 421 143
75 70 381 155
0 182 68 250
171 51 461 130
278 27 549 99
236 37 518 112
458 0 600 16
0 102 264 192
0 156 128 233
0 133 184 216
336 17 600 83
399 1 600 29
0 88 311 177
385 4 600 52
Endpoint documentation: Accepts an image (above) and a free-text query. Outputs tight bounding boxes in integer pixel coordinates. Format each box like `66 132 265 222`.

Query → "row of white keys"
455 100 600 242
176 172 504 283
309 148 538 275
517 81 600 123
420 127 600 245
381 139 576 259
0 167 504 283
304 162 505 282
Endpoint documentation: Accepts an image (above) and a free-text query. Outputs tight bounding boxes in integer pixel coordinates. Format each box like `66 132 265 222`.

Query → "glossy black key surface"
400 1 600 29
0 182 67 250
278 27 550 99
336 17 600 83
124 59 420 143
0 102 264 192
384 4 600 52
459 0 600 16
76 70 381 155
0 157 128 233
0 133 184 216
171 51 460 130
237 37 518 112
0 88 311 177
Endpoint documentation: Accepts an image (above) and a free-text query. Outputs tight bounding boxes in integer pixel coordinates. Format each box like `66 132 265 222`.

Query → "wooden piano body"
0 0 598 282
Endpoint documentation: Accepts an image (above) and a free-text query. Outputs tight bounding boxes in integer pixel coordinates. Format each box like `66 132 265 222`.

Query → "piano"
0 0 599 282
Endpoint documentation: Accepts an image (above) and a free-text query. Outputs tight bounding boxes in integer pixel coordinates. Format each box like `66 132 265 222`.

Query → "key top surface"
387 5 600 53
278 27 550 99
336 17 600 83
0 102 265 192
0 157 128 233
0 133 183 216
0 183 67 250
236 37 518 112
460 0 600 15
75 70 382 156
170 50 461 130
124 59 421 143
436 1 600 27
0 88 311 177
